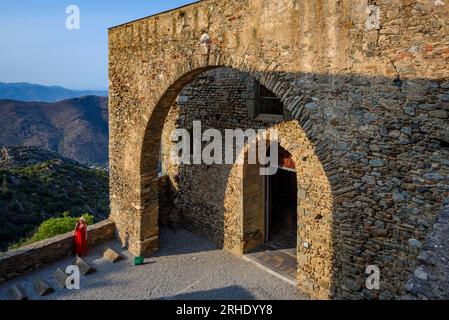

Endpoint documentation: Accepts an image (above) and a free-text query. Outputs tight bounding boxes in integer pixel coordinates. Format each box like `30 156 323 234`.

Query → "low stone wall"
0 220 115 282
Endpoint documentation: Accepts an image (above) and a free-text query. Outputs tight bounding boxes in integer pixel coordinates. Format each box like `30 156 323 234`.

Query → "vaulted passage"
153 68 333 298
158 68 303 252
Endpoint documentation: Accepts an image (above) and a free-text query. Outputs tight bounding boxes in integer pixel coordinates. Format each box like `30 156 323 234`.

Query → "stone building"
108 0 449 299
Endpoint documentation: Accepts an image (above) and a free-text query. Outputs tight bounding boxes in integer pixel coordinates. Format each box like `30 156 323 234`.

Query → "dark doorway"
244 148 298 285
265 168 297 251
245 164 298 286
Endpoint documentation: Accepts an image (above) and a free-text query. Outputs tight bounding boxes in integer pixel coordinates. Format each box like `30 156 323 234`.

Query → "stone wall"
109 0 449 299
0 220 115 282
402 204 449 299
242 163 265 253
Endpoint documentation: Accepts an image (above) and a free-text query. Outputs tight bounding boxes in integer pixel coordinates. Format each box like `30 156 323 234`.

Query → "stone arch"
138 65 217 254
131 64 338 298
224 119 334 299
109 52 342 258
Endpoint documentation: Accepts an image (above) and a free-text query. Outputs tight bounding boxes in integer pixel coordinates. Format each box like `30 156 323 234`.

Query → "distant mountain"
0 146 109 251
0 96 108 166
0 82 107 103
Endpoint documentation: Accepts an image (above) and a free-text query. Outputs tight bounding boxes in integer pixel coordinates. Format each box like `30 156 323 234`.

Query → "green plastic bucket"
134 256 144 266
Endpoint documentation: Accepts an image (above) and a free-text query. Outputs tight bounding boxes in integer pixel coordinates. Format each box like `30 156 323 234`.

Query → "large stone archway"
109 0 449 299
155 67 333 298
110 59 336 297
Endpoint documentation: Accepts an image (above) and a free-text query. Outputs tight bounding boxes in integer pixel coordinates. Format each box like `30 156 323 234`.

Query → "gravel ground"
0 228 307 300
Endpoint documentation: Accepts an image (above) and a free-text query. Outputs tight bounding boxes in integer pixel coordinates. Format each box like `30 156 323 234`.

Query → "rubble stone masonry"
108 0 449 299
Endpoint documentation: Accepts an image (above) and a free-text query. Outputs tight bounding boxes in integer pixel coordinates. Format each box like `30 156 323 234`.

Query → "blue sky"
0 0 196 90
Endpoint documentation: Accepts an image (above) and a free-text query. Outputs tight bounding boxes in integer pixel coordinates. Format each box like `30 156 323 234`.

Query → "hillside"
0 96 108 166
0 146 109 251
0 82 107 103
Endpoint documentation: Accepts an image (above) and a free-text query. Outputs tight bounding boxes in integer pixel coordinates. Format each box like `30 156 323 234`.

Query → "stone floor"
0 228 307 300
244 244 297 285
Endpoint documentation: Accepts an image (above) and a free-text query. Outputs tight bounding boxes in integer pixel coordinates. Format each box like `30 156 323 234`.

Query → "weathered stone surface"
33 277 54 296
76 257 96 275
402 206 449 300
7 284 27 300
108 0 449 300
54 268 68 288
343 277 361 291
429 110 448 119
103 248 122 263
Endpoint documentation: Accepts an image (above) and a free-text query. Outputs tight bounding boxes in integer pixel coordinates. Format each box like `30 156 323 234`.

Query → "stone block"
7 284 28 300
33 277 54 296
54 268 69 288
343 277 361 291
429 110 448 119
103 248 122 263
76 257 96 275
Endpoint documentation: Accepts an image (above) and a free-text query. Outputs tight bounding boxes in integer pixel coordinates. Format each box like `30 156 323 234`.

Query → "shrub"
10 212 94 249
31 212 93 242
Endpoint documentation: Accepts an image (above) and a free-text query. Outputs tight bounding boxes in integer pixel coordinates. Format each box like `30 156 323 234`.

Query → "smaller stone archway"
224 120 334 299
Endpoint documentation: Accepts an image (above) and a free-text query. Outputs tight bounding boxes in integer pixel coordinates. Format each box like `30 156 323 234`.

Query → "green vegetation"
10 212 94 249
0 147 109 252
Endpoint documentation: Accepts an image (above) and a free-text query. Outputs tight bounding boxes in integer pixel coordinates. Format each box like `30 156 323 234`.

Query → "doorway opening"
243 146 298 285
265 167 297 253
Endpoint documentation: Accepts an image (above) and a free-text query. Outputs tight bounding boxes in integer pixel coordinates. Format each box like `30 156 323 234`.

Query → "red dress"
74 222 87 256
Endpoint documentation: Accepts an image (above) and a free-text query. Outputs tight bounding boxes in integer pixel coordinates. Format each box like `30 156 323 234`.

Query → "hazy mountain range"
0 96 108 166
0 82 107 103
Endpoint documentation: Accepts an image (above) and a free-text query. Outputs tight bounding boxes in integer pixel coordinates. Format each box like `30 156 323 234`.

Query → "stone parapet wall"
0 220 115 282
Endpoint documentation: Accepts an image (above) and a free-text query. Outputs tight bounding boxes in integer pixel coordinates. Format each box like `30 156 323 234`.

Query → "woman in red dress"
73 216 88 257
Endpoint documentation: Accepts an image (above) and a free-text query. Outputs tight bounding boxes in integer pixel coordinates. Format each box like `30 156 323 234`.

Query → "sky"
0 0 197 90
